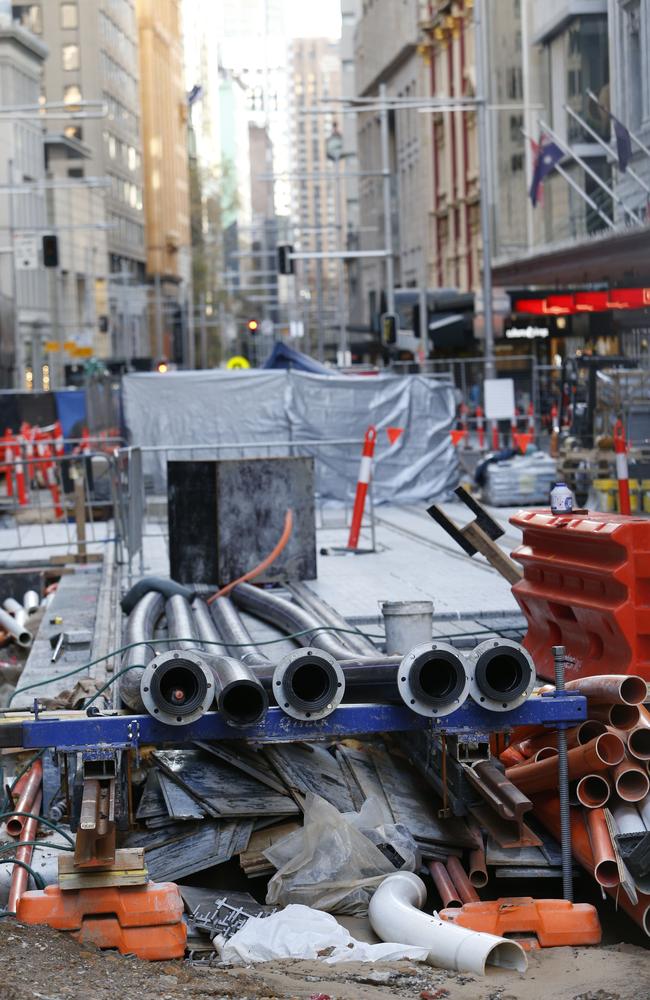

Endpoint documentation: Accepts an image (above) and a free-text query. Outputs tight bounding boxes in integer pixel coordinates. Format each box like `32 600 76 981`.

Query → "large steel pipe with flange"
232 582 354 660
287 581 377 656
397 642 470 717
140 648 214 726
273 647 345 720
369 871 527 974
119 591 164 713
209 654 269 727
468 638 535 711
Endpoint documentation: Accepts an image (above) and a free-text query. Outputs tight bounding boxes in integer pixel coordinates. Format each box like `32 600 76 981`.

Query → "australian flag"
613 116 633 172
529 140 564 207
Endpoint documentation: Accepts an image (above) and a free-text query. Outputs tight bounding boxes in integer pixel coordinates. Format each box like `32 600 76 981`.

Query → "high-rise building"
340 0 362 327
136 0 191 364
32 0 147 364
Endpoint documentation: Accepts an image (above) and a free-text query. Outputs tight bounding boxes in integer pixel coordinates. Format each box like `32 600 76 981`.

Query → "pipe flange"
273 647 345 721
398 641 470 718
468 638 536 712
140 649 214 726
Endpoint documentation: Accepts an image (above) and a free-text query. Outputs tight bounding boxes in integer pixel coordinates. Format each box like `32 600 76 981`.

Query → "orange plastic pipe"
5 760 42 838
611 758 650 803
7 788 42 912
500 720 606 764
564 674 647 706
428 861 462 908
575 774 610 809
505 733 625 795
533 747 558 762
446 856 480 904
585 808 620 888
627 726 650 762
467 824 488 889
587 703 640 731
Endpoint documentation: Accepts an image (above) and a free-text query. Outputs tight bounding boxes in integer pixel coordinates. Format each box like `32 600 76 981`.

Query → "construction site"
0 359 647 1000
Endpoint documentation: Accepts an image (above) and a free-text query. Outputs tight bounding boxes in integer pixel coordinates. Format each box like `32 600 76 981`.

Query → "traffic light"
381 312 398 346
42 234 59 268
277 244 294 275
247 319 259 334
156 359 169 373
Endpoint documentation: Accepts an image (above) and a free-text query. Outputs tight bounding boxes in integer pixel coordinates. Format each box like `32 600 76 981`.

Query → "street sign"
44 341 61 352
226 356 250 370
484 378 515 420
14 235 39 270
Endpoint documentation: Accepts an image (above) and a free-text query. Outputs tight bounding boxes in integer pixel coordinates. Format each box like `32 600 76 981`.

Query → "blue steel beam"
14 694 587 751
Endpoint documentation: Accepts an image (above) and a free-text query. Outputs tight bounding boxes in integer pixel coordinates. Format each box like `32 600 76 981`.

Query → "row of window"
109 172 143 212
12 3 78 34
99 10 137 76
108 210 145 250
105 93 139 136
103 130 141 172
101 50 138 109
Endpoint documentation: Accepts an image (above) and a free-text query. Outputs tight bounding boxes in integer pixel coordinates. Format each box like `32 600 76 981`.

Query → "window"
61 2 77 28
62 44 80 71
63 84 82 105
64 125 82 140
566 16 609 141
11 4 42 33
68 167 84 178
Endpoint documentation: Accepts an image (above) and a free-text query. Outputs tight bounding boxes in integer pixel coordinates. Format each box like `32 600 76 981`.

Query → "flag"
530 136 544 207
588 92 633 172
529 140 564 207
187 84 204 106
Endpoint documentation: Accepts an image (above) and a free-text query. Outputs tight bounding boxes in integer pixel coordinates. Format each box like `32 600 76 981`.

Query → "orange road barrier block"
16 882 186 960
439 897 601 950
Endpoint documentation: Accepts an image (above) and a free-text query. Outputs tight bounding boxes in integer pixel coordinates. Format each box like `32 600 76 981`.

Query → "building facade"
136 0 191 364
340 0 362 327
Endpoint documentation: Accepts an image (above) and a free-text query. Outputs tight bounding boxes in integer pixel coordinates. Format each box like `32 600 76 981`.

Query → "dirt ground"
1 922 649 1000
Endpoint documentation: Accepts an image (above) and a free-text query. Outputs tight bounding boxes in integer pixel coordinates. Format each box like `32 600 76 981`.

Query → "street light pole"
326 123 348 361
474 0 496 380
379 83 395 318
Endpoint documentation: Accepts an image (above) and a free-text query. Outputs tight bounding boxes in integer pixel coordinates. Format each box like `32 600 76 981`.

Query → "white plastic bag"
264 793 419 914
219 903 429 965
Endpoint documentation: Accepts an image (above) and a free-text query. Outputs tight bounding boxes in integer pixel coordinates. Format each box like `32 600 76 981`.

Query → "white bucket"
381 600 434 654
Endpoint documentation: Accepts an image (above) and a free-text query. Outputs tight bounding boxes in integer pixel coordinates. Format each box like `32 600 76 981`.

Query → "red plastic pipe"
446 855 480 904
575 774 610 809
589 703 641 731
611 758 650 803
428 861 462 908
564 674 647 706
505 733 625 795
585 808 620 888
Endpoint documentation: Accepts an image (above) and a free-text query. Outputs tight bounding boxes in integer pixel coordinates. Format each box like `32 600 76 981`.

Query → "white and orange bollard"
347 425 377 550
614 419 631 515
11 439 28 506
527 402 535 441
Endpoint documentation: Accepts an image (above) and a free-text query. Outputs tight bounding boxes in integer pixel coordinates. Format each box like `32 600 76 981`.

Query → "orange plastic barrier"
439 897 601 949
16 883 186 961
510 509 650 681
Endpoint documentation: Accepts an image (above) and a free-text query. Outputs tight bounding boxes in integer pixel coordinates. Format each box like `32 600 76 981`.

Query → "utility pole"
379 83 395 318
474 0 496 380
326 124 348 360
154 269 163 360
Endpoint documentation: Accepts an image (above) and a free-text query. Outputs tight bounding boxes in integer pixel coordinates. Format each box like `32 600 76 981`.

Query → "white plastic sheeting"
218 904 429 965
121 370 459 505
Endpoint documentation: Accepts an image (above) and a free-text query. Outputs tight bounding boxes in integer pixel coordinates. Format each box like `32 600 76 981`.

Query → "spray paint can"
550 481 574 515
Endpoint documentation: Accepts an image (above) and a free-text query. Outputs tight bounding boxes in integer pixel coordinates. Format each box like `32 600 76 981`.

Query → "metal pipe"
585 808 620 889
272 647 345 721
119 592 165 713
232 582 354 660
165 594 199 651
140 649 214 726
553 644 572 900
627 726 650 762
23 591 39 615
0 607 31 647
208 654 268 727
429 861 462 908
468 639 536 711
467 824 488 889
575 774 611 809
8 788 42 912
5 760 42 838
446 856 480 904
564 674 647 706
287 582 377 656
204 597 271 666
398 642 470 718
533 747 558 762
506 732 625 795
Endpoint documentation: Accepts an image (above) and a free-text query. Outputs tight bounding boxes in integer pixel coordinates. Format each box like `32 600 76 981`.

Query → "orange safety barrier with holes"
439 897 601 950
16 883 186 961
510 509 650 681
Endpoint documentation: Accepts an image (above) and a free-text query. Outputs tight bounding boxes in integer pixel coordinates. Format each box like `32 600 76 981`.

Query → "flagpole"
587 89 650 160
521 129 615 230
539 119 639 227
564 105 650 197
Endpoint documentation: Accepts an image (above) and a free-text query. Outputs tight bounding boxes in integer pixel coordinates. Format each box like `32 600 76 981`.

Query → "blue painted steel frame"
18 693 586 751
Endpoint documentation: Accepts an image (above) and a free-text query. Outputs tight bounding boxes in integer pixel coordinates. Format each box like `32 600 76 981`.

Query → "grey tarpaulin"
121 369 459 504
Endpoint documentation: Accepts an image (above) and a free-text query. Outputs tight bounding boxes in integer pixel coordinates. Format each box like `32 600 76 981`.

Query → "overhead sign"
484 378 515 420
44 341 61 352
14 234 39 271
226 356 250 370
505 326 549 340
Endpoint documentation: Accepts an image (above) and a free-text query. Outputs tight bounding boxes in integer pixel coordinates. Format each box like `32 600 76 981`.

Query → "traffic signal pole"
474 0 496 380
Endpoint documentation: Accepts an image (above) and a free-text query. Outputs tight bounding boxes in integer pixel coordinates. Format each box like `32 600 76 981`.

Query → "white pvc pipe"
23 590 40 615
612 801 645 835
368 872 527 975
0 607 31 647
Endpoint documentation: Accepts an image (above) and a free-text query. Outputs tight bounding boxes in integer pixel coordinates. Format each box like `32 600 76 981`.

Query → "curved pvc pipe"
121 576 194 615
3 598 27 630
119 591 165 713
232 582 354 660
0 608 31 648
287 581 377 656
368 871 527 974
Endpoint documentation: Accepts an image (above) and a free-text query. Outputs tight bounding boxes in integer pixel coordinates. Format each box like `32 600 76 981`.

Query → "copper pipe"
5 760 42 838
575 773 610 809
467 822 488 889
505 733 625 795
638 705 650 728
628 726 650 762
7 788 42 912
612 758 650 803
532 792 649 938
428 861 462 908
588 703 640 731
565 674 647 706
446 855 480 904
500 745 526 766
585 808 620 888
533 747 558 762
502 720 606 763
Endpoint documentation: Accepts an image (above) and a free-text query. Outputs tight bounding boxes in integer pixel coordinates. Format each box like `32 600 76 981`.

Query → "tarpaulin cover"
54 390 87 441
121 369 459 504
262 340 333 374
